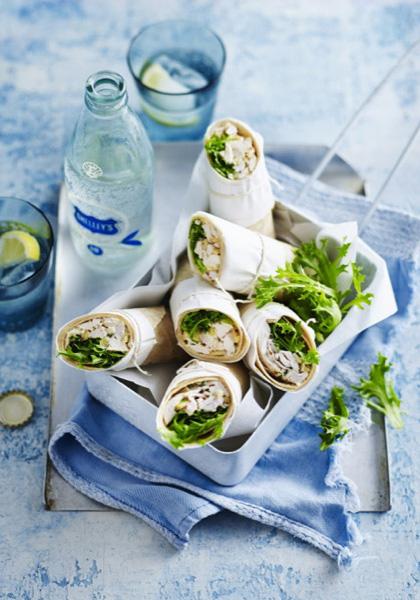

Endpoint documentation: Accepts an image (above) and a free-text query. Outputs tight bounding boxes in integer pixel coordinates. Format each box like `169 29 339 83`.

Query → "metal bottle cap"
0 390 34 427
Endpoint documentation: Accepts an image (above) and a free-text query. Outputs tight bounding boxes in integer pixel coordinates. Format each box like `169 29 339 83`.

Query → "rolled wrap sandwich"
188 211 295 295
204 118 275 237
156 360 249 449
241 302 319 391
170 277 250 362
57 307 184 371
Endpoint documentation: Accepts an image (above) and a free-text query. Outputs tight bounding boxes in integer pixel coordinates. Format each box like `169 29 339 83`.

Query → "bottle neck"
84 71 128 116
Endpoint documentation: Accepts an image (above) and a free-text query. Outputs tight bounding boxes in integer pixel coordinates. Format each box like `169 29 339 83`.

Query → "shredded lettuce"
189 220 207 274
59 335 126 369
352 353 403 429
204 132 236 178
181 310 232 342
269 318 319 365
319 386 350 451
163 406 228 449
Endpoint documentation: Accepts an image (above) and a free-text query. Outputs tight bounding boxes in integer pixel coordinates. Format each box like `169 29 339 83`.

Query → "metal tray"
45 143 390 509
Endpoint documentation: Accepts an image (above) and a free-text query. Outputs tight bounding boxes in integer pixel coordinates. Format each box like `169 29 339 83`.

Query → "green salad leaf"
255 268 342 342
205 132 236 179
164 406 228 449
189 220 207 274
319 386 350 451
59 335 126 369
254 238 374 343
292 238 374 313
352 353 403 429
181 310 232 342
340 262 374 314
292 238 349 295
269 318 319 365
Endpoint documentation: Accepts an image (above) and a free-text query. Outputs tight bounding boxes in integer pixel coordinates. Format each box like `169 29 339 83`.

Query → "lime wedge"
141 63 189 94
141 102 199 127
0 230 41 267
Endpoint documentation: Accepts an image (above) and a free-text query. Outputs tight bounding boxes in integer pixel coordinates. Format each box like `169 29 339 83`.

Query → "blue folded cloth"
49 158 420 566
50 393 362 564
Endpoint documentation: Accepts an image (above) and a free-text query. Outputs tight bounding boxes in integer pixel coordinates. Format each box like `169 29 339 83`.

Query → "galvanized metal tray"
45 143 390 509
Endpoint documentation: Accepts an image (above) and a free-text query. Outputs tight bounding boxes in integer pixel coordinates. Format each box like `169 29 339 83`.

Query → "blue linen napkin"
49 158 420 565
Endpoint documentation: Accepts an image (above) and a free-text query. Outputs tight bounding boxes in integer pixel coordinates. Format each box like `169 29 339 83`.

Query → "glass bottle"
64 71 153 272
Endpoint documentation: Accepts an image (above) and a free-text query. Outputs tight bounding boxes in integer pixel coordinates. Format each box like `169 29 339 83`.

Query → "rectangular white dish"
84 200 395 485
46 142 392 506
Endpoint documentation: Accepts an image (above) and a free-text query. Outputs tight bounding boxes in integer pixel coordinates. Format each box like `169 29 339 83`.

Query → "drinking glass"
0 197 54 331
127 20 226 141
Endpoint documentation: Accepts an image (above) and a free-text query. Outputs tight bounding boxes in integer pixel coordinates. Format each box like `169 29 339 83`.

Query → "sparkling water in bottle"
64 71 153 272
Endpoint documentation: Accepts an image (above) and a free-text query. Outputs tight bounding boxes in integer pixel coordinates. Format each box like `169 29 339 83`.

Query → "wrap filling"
189 217 221 282
161 378 231 448
59 316 131 369
205 121 257 179
261 317 319 385
180 309 241 358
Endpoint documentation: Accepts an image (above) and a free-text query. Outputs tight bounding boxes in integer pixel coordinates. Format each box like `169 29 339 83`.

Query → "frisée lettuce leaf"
269 318 319 365
292 238 349 295
189 220 207 274
181 310 233 342
319 386 350 451
254 238 374 343
292 238 374 314
163 405 228 449
255 268 342 342
352 353 403 429
59 335 126 369
205 132 236 179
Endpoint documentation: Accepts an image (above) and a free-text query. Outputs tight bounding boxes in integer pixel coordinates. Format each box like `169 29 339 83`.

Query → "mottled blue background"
0 1 419 598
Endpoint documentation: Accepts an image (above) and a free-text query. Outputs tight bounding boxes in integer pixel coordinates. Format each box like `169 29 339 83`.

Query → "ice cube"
0 261 37 285
156 54 208 90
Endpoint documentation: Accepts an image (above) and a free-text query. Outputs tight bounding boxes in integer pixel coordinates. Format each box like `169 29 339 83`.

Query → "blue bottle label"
69 191 130 241
87 244 104 255
121 230 143 246
74 206 120 235
67 190 144 258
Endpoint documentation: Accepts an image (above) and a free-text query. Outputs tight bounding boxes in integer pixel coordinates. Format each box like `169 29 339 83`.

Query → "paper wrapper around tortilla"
204 118 275 237
240 302 318 392
135 307 186 366
170 277 250 363
56 307 183 372
188 211 295 295
174 252 194 284
156 360 252 449
247 211 276 238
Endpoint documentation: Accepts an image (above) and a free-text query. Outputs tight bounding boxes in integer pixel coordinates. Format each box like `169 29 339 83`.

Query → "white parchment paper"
203 118 275 230
188 211 295 294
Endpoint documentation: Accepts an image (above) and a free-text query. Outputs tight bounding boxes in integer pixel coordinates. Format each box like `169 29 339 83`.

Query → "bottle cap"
0 390 34 427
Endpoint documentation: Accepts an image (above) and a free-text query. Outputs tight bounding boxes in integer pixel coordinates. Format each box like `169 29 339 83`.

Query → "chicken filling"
189 218 222 282
162 378 231 449
60 316 131 369
205 121 258 180
180 310 241 358
261 317 319 386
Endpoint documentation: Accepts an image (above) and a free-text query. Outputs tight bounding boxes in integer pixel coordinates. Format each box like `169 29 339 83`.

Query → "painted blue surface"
0 1 419 598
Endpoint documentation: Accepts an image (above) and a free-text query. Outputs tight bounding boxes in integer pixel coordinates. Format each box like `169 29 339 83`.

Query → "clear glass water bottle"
64 71 153 272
